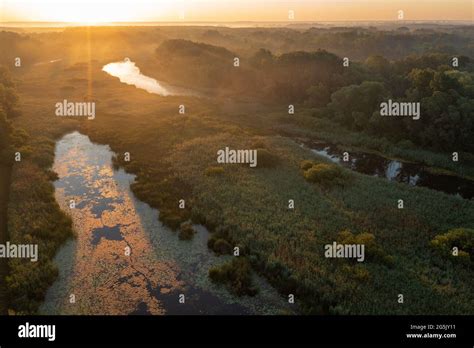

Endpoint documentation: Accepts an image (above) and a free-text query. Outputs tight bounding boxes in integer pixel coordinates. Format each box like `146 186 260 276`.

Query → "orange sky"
1 0 473 23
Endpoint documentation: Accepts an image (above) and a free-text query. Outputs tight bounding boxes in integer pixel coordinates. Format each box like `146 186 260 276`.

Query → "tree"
365 55 390 76
407 68 435 99
329 81 389 130
306 83 331 107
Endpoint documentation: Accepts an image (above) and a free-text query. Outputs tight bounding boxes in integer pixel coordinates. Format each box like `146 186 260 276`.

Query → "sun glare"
42 2 144 23
3 0 168 24
2 0 473 23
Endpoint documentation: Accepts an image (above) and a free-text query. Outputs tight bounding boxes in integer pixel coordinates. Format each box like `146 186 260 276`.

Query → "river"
102 58 199 97
40 132 290 315
301 139 473 199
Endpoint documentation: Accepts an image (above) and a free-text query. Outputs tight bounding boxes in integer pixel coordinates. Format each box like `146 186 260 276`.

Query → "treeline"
169 25 474 60
154 39 240 91
0 32 42 67
159 41 474 155
153 39 348 102
295 27 474 60
154 39 474 153
3 24 474 69
323 53 474 153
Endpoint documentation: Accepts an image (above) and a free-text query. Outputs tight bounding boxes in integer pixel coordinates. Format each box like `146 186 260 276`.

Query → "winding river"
102 58 199 97
40 132 289 315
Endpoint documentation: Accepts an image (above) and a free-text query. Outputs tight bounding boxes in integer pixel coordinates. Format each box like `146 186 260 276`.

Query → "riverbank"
41 132 289 315
297 138 474 199
270 110 474 180
9 58 474 315
204 99 474 181
5 65 77 313
0 165 11 314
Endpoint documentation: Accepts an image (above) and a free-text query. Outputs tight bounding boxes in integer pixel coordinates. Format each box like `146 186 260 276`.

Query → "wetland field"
0 17 473 317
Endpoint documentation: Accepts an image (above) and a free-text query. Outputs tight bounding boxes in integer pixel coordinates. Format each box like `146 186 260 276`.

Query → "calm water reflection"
102 58 198 97
302 140 474 199
41 132 289 315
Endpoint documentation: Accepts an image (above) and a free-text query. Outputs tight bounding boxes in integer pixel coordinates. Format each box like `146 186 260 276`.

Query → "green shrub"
178 222 196 240
208 237 233 255
159 209 184 231
431 228 473 265
209 258 258 296
300 160 314 170
45 170 59 182
337 230 391 265
303 163 344 184
6 260 59 314
353 264 370 281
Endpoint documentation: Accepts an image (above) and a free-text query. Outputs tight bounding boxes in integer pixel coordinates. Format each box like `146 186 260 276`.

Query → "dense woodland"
0 24 473 314
152 40 474 153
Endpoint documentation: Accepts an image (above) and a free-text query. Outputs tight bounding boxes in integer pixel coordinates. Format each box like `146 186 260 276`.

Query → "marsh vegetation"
0 23 473 314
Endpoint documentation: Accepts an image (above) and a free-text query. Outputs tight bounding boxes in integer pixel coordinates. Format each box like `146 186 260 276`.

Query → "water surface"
302 140 473 199
41 132 289 315
102 58 197 96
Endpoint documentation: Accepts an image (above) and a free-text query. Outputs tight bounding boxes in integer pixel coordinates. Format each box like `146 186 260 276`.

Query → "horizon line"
1 19 473 28
2 19 473 23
